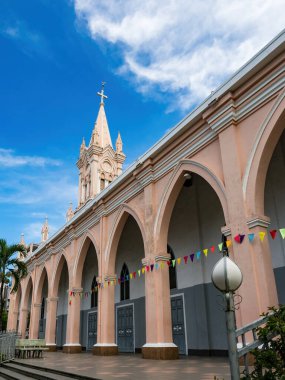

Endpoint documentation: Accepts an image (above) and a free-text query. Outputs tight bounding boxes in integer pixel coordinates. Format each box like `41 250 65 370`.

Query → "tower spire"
97 81 108 105
41 217 49 242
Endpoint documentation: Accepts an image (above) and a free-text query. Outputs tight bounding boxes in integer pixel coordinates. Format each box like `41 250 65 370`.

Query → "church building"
7 30 285 360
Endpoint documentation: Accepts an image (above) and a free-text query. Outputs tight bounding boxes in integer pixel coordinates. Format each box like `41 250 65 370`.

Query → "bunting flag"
138 269 141 277
142 268 145 274
130 273 133 279
146 266 150 272
161 262 165 269
196 251 201 259
184 255 188 264
150 264 154 272
177 258 181 265
248 233 255 242
280 228 285 239
240 234 245 243
226 240 232 248
259 231 266 242
270 230 277 240
210 246 215 253
218 243 223 252
167 260 171 267
190 253 195 262
203 249 208 257
133 272 136 279
155 263 159 271
234 234 241 243
172 259 176 267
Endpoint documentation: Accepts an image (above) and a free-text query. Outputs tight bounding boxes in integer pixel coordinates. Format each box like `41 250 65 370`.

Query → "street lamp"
211 236 243 380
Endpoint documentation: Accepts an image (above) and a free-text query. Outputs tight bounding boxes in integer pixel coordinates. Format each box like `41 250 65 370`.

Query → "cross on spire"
97 82 108 105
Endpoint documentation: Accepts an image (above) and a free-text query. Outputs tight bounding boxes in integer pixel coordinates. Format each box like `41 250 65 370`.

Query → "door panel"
171 296 186 355
87 312 97 350
117 305 134 352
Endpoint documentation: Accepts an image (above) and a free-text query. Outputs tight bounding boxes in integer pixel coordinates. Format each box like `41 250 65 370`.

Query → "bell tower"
76 83 126 208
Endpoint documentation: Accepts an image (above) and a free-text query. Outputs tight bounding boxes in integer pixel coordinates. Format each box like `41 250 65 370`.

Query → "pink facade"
7 32 285 359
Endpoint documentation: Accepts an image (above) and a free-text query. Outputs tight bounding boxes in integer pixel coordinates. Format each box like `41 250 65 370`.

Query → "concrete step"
0 366 33 380
13 361 98 380
2 363 73 380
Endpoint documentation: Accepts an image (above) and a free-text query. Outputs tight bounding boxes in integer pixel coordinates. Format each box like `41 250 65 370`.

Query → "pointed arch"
105 204 147 274
51 250 70 297
167 245 177 290
34 265 49 304
154 159 228 253
21 275 33 310
73 231 100 288
243 89 285 216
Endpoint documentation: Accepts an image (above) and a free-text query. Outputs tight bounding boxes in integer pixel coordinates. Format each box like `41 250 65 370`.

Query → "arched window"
40 297 45 320
120 263 130 301
91 276 98 308
168 245 177 289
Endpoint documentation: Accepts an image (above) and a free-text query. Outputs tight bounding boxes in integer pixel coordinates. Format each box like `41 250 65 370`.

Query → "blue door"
117 305 134 352
87 312 97 350
171 296 186 355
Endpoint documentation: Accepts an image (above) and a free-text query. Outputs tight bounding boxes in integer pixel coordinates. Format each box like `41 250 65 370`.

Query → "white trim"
116 303 135 353
46 343 56 347
62 343 81 347
170 293 188 355
142 343 177 348
86 310 97 350
93 343 118 347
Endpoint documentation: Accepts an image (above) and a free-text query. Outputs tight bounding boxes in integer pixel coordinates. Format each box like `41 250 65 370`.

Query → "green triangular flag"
279 228 285 239
172 259 176 267
218 243 223 252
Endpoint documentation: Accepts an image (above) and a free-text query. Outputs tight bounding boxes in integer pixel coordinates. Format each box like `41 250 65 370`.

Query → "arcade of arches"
7 37 285 360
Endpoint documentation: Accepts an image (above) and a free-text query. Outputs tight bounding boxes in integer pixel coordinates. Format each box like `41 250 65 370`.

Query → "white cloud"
0 148 61 167
74 0 285 110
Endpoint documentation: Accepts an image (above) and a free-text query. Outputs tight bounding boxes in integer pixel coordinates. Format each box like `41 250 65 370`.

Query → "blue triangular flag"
196 251 201 259
248 233 255 242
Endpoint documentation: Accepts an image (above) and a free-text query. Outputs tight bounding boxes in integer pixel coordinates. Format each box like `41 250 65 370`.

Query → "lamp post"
211 236 243 380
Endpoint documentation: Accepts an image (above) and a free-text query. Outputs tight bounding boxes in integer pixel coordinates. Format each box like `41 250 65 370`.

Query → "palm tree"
0 239 27 332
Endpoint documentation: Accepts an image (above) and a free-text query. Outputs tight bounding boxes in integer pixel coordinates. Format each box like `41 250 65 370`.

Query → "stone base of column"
46 343 57 352
92 344 118 356
142 343 179 360
62 344 82 354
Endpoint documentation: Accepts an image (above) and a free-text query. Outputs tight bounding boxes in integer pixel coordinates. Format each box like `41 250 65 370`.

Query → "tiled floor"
17 352 231 380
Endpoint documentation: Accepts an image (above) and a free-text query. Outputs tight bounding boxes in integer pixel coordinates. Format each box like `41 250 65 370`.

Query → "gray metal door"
171 296 186 355
87 312 97 350
117 305 134 352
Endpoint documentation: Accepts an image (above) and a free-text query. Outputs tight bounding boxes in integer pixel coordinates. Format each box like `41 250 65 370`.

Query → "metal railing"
0 331 18 364
236 313 276 376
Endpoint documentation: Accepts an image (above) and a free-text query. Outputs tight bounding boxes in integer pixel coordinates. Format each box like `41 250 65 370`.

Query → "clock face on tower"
102 161 112 174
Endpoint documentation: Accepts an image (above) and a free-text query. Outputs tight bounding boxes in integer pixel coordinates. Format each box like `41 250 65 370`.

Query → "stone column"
142 255 179 360
218 125 278 328
93 275 118 355
18 309 29 338
63 288 82 353
7 296 16 331
29 303 41 339
45 297 58 351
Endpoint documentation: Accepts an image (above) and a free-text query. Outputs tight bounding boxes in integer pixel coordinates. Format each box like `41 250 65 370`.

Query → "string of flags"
68 227 285 305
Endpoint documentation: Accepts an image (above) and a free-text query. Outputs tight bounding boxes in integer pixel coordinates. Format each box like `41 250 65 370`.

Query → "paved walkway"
18 352 231 380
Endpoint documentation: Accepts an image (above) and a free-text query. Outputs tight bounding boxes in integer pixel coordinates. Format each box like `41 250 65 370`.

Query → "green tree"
0 239 27 331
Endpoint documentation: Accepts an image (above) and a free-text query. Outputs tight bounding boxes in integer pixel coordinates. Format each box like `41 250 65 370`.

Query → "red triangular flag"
234 234 241 243
270 230 277 240
184 255 188 264
210 246 215 253
167 260 171 267
133 272 136 279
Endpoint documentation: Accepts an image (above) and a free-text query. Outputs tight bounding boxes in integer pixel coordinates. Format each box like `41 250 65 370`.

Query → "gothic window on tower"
91 276 98 308
120 263 130 301
100 178 105 191
168 244 177 289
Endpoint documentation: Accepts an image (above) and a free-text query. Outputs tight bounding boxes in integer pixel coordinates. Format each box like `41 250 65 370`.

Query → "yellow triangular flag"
203 249 208 257
279 228 285 239
177 258 181 265
130 273 133 280
161 262 164 269
259 231 266 242
142 267 145 274
226 240 232 248
111 280 114 286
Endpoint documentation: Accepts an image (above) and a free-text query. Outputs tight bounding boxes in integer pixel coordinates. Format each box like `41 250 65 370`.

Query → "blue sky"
0 0 284 244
